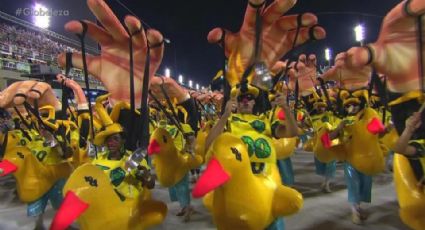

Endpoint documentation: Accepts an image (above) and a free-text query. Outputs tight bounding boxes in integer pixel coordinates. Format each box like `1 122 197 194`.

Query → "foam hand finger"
345 46 371 68
146 29 164 65
240 0 267 35
263 0 297 27
29 82 61 110
124 15 147 48
65 20 112 44
207 28 236 56
57 52 101 78
0 81 32 108
87 0 128 41
11 81 38 106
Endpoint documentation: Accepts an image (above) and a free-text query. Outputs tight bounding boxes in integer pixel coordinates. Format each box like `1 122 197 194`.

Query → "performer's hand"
337 120 348 131
274 92 289 109
405 112 422 133
224 97 237 117
0 80 61 110
343 0 425 92
58 0 164 105
417 176 425 191
207 0 325 86
135 165 155 189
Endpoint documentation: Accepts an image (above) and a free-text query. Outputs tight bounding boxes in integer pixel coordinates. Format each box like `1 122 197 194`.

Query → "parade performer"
393 111 425 230
269 93 297 186
0 81 75 229
148 75 202 221
324 87 385 224
51 94 167 230
198 82 301 230
167 121 196 221
195 0 326 227
309 91 339 193
332 0 425 228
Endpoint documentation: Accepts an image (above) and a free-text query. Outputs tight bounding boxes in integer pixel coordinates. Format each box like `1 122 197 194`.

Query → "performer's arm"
205 98 235 151
394 112 422 156
274 103 298 138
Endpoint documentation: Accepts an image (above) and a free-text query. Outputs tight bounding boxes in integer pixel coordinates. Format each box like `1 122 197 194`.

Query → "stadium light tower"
325 48 331 61
33 3 50 29
354 24 365 46
165 68 171 78
178 74 183 84
325 48 332 66
189 80 193 88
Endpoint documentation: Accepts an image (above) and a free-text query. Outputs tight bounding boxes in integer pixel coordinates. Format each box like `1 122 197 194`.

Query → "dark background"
0 0 401 87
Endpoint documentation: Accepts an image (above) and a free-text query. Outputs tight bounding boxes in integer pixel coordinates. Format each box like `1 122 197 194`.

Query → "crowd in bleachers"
0 23 69 60
0 22 101 85
0 23 77 64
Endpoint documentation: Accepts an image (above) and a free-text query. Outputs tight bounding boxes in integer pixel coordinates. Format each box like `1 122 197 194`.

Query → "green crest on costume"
321 116 329 123
35 150 47 162
95 164 111 171
19 139 26 146
167 127 177 137
110 167 126 187
250 120 265 133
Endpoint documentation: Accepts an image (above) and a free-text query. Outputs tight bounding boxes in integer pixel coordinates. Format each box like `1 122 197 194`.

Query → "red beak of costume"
50 191 89 230
147 139 161 156
321 132 332 149
0 159 17 176
192 157 230 198
367 117 385 135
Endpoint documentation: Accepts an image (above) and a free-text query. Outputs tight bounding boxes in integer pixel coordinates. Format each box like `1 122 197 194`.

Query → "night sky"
1 0 401 87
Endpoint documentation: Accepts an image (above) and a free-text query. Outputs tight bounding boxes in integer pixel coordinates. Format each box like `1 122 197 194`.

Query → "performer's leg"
344 162 363 225
174 174 193 221
323 160 336 193
27 192 49 229
265 217 285 230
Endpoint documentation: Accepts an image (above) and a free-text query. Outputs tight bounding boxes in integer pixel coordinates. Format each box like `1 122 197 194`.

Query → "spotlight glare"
33 3 50 29
165 68 171 78
354 24 365 42
325 48 332 61
178 74 183 84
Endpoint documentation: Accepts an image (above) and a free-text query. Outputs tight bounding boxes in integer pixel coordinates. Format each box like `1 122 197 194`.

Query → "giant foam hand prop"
57 0 164 105
149 76 189 104
288 54 317 95
344 0 425 93
56 74 88 106
207 0 326 86
271 60 287 74
211 91 224 106
0 80 61 110
194 92 212 104
322 52 372 91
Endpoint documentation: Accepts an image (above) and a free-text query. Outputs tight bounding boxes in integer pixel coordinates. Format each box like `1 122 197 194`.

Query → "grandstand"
0 10 104 95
